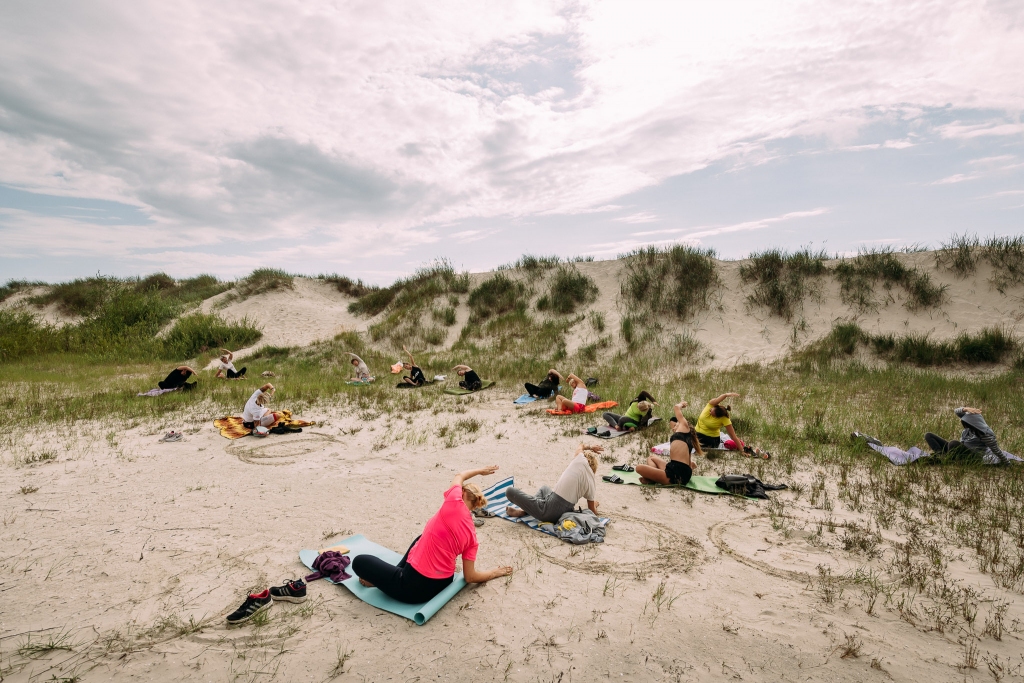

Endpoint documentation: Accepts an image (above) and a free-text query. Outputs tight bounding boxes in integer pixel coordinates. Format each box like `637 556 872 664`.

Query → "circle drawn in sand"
709 514 849 583
226 432 338 465
527 513 702 577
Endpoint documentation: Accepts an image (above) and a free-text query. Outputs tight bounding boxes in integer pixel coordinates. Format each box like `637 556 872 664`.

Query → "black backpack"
715 474 788 499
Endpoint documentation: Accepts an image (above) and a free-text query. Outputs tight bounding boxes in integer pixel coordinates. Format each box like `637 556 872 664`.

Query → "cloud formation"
1 0 1023 280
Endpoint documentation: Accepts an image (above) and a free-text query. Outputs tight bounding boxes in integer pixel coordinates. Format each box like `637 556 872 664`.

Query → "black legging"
603 412 633 430
924 433 973 457
158 368 193 390
525 382 555 398
351 536 453 604
227 367 247 379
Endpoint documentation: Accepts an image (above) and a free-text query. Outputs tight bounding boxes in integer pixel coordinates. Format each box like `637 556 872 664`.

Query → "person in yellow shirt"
694 392 743 451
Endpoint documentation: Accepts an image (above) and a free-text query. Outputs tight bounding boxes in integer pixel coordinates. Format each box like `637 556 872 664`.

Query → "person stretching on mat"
603 390 657 432
158 365 198 390
525 369 562 399
694 392 743 451
352 466 513 604
553 373 589 413
399 345 427 386
506 443 601 522
242 383 282 428
348 352 373 382
214 349 247 380
452 364 482 391
636 400 702 485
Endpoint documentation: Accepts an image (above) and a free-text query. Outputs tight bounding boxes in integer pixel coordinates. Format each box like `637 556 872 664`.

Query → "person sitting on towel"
214 349 247 380
506 443 601 522
553 373 589 413
694 392 744 450
352 466 512 604
399 345 427 386
348 352 373 382
242 383 282 428
158 366 198 391
637 399 702 486
603 390 657 432
525 369 562 398
925 406 1008 464
452 364 482 391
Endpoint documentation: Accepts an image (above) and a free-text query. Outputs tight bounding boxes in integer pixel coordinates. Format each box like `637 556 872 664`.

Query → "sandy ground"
2 391 1022 682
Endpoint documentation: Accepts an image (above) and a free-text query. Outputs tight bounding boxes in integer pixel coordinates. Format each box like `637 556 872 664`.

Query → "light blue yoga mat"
513 394 537 405
481 476 610 536
299 534 466 625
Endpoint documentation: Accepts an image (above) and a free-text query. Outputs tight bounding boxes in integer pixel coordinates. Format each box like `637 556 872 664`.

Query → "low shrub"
236 268 294 298
161 313 262 360
740 249 827 321
804 322 1017 367
621 245 719 321
29 277 113 316
539 265 599 315
349 260 467 317
0 279 44 304
833 249 946 312
467 274 528 321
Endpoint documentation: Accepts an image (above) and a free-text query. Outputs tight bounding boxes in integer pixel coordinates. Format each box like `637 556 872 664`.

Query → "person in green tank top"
603 391 657 432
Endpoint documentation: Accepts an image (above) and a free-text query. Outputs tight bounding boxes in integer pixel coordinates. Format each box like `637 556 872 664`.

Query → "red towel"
546 400 618 416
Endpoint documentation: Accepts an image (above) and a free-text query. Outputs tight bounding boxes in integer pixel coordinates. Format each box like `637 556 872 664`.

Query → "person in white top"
347 352 372 382
505 443 601 522
243 383 280 427
214 349 247 380
553 373 589 414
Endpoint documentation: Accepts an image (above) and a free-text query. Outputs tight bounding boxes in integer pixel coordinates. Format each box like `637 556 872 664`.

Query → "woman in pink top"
351 466 513 604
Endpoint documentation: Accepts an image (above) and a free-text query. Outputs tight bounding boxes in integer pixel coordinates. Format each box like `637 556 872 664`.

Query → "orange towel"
214 410 315 439
546 400 618 416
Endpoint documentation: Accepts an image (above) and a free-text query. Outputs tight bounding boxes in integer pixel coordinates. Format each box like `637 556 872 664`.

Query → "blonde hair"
581 449 599 473
637 400 651 412
256 388 274 406
462 482 487 509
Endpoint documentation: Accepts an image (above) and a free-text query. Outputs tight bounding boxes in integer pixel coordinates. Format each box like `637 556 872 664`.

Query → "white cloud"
613 212 659 224
931 173 979 185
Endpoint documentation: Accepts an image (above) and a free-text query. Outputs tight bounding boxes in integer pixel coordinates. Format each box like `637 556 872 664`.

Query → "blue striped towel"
481 476 610 537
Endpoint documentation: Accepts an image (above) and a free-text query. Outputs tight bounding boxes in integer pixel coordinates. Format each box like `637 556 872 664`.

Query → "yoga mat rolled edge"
299 534 466 625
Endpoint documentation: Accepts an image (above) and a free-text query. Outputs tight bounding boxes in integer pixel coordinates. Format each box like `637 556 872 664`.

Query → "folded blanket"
137 387 180 397
547 400 618 416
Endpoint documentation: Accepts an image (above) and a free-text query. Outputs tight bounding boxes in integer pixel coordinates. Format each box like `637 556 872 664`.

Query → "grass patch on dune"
318 274 378 298
234 268 294 299
536 265 599 315
467 273 529 322
0 279 45 304
620 245 719 322
834 249 947 313
740 249 828 321
936 234 1024 292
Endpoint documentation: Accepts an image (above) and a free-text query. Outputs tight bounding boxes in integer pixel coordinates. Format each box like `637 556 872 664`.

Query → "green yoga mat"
443 380 495 395
299 534 466 625
603 469 736 495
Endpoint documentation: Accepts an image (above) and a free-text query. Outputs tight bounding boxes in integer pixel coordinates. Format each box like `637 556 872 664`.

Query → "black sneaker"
226 589 271 624
269 579 307 604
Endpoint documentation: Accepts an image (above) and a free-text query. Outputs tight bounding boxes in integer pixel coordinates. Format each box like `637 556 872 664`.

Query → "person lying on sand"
553 373 589 413
925 407 1008 464
694 392 744 450
347 352 373 382
452 364 482 391
399 345 427 386
603 390 657 432
242 383 282 428
525 369 562 399
214 349 247 380
158 366 198 391
506 443 601 522
637 400 702 485
352 466 512 604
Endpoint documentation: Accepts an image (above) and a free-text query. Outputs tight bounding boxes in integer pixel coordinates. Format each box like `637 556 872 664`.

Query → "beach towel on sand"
591 417 661 438
395 379 437 389
603 469 749 496
546 400 617 416
299 535 466 625
480 477 611 539
444 380 495 395
137 387 181 397
214 410 315 439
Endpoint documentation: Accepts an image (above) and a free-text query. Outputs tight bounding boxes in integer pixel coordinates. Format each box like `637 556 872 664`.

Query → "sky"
1 0 1023 285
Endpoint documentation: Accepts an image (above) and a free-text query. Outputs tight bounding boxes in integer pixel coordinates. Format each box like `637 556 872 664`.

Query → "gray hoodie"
955 408 1006 464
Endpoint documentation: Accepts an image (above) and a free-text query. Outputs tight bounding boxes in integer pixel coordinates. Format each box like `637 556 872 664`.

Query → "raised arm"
549 369 563 381
403 345 416 366
178 366 197 375
220 349 233 360
709 392 740 407
636 390 656 404
566 373 583 387
260 382 275 393
450 465 498 489
673 401 691 429
452 364 472 373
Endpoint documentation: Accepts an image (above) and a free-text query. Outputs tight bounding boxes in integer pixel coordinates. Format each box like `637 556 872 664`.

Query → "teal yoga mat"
299 534 466 625
443 380 495 395
603 469 736 495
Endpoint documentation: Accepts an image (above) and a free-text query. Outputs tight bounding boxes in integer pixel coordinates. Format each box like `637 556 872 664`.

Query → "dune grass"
739 249 828 321
620 245 719 322
318 274 377 298
834 249 947 312
936 234 1024 293
536 265 599 315
467 273 529 322
0 279 45 304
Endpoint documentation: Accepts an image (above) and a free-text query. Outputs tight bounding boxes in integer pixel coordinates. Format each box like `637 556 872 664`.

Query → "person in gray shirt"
505 444 601 522
925 406 1007 465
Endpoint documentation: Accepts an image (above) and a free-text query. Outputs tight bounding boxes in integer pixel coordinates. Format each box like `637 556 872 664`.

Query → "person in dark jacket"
525 369 562 398
925 407 1008 464
452 364 482 391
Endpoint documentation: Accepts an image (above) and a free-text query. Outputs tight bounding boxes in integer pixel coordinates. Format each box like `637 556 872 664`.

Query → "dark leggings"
226 367 247 379
525 383 555 398
924 433 972 457
603 412 634 430
696 432 720 450
351 536 453 604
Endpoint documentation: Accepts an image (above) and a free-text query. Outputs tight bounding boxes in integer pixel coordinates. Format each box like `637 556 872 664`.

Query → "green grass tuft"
236 268 294 299
537 265 598 315
740 248 827 321
319 274 378 298
0 279 44 303
467 274 529 322
833 249 946 312
620 245 719 321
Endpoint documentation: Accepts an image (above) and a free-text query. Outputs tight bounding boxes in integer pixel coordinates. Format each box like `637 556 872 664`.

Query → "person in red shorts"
553 373 589 413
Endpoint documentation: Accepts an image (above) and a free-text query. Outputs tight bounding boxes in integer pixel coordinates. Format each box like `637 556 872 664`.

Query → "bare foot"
505 506 525 518
359 578 374 588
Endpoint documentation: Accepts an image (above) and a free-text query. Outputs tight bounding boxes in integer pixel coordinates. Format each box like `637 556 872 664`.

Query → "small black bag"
716 474 757 496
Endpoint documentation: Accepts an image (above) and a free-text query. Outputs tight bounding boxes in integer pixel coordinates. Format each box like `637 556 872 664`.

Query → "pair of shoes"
851 431 883 447
159 431 182 442
226 580 307 625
